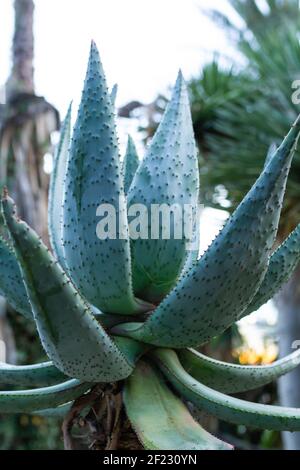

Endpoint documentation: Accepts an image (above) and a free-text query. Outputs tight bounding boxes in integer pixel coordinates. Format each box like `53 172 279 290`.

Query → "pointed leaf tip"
2 194 17 221
127 64 199 302
177 68 184 81
293 113 300 127
62 39 148 315
127 134 134 146
123 136 139 195
110 83 118 106
174 69 188 95
66 101 72 117
90 39 97 50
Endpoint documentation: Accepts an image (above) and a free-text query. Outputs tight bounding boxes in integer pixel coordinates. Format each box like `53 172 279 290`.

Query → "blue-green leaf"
0 361 66 387
0 235 31 319
2 195 134 383
154 349 300 432
48 104 72 272
242 222 300 318
124 360 232 450
110 83 118 107
178 347 300 394
123 136 139 195
62 41 151 315
0 379 91 414
264 143 277 169
116 117 300 347
127 71 199 302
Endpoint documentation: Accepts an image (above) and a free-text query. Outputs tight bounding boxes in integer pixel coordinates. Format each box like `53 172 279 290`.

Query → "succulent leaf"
2 195 133 382
31 402 72 418
0 235 32 319
110 83 118 107
264 142 277 169
112 336 150 367
181 204 200 272
62 42 151 315
0 379 91 414
119 117 300 347
48 104 72 272
127 71 199 302
0 361 66 387
3 43 300 448
178 347 300 394
242 221 300 317
153 349 300 432
123 136 139 195
124 360 232 450
87 308 128 328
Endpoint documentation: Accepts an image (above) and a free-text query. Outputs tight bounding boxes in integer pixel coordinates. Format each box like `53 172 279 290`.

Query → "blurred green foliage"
194 0 300 237
0 414 63 450
0 311 63 450
142 0 300 237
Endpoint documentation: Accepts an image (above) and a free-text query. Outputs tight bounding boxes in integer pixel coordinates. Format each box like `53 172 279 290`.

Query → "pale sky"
0 0 237 114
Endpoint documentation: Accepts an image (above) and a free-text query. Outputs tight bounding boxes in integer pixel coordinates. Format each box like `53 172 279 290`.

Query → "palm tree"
1 0 59 242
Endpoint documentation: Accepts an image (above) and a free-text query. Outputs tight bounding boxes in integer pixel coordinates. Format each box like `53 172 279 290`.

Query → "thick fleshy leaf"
112 336 150 367
264 143 277 169
116 117 300 347
0 379 91 414
48 104 72 271
87 308 128 328
2 195 133 383
0 361 66 387
124 360 232 450
0 339 144 389
0 235 31 319
153 349 300 432
127 71 199 302
123 136 139 195
31 402 72 417
242 222 300 318
110 83 118 107
62 41 151 315
181 202 200 272
178 347 300 394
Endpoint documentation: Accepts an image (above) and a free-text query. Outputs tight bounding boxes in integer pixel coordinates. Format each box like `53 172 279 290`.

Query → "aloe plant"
1 42 300 450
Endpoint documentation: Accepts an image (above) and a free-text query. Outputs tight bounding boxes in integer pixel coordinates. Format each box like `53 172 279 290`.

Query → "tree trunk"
0 0 59 242
276 265 300 450
6 0 34 100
